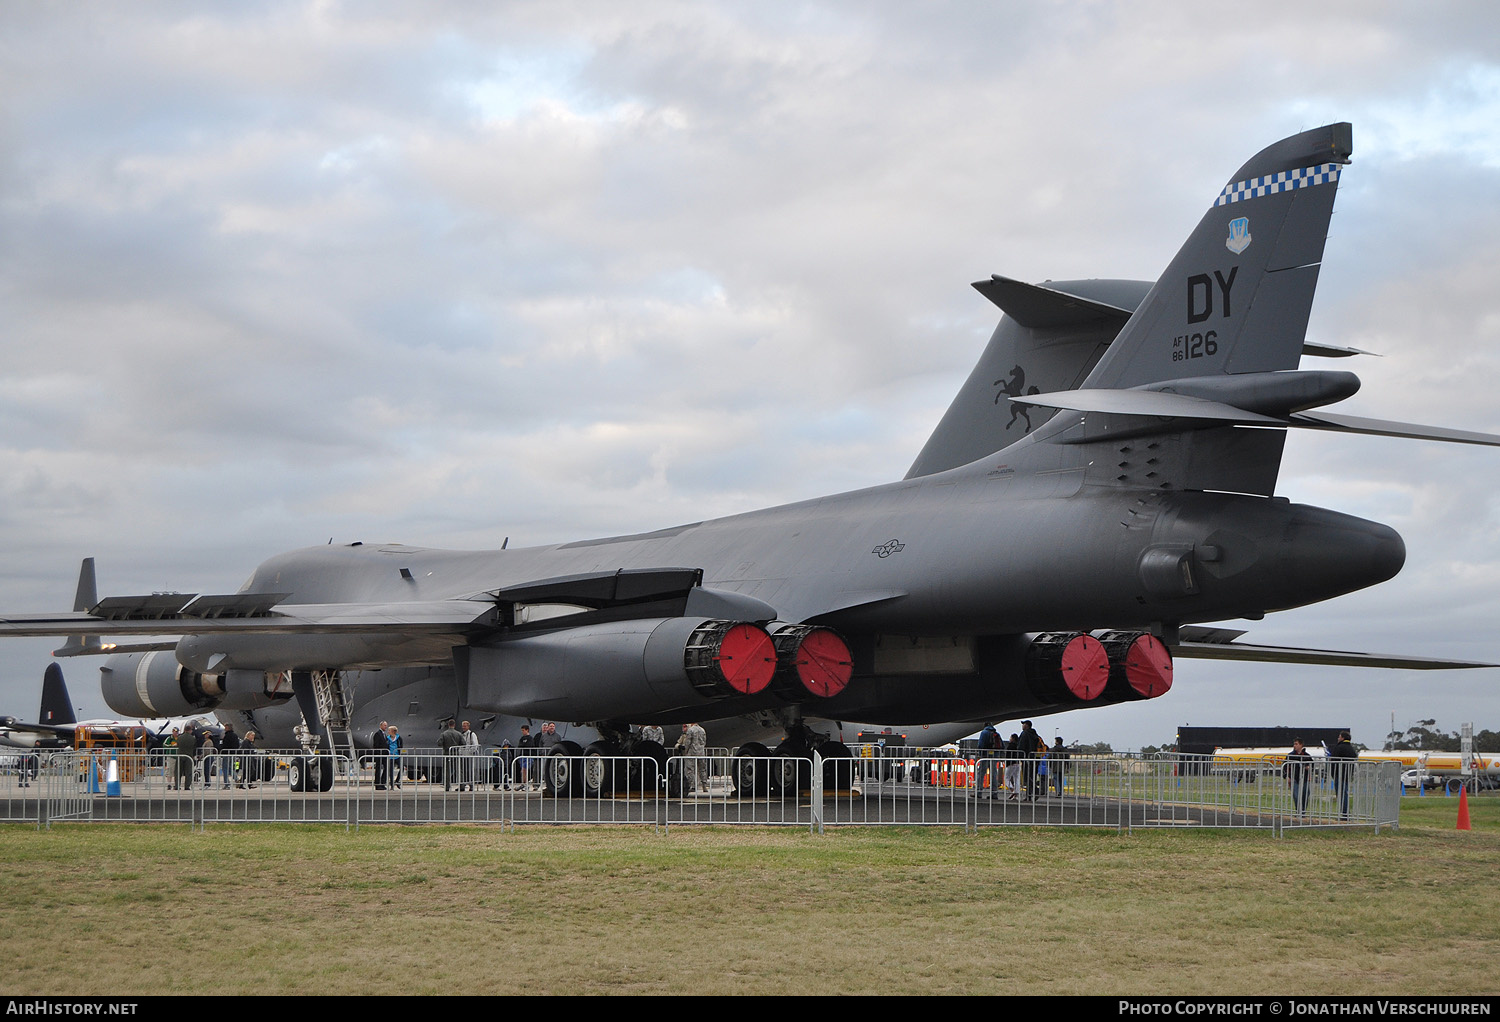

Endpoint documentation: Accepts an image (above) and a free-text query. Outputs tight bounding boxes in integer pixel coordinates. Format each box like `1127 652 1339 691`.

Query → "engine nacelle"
1095 630 1174 700
768 623 854 699
100 651 222 718
100 653 293 718
821 630 1172 723
462 617 778 721
1024 632 1110 704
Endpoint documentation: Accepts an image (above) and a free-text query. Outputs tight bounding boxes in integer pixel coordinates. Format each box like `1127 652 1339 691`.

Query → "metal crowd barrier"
0 748 1399 833
1149 753 1402 831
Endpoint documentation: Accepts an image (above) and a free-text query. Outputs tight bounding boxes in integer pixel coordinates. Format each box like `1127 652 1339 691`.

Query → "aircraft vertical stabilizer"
904 278 1147 478
52 557 101 658
39 663 77 727
1083 123 1352 390
998 124 1355 496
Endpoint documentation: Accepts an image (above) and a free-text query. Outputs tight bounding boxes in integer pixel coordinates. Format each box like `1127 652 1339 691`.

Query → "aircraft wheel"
818 741 854 791
733 742 770 796
316 756 335 792
633 740 665 793
583 742 619 796
544 740 585 797
288 757 307 792
773 738 810 797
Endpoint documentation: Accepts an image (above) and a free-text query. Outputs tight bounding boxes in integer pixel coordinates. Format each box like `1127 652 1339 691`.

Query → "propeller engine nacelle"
100 651 219 718
100 652 292 718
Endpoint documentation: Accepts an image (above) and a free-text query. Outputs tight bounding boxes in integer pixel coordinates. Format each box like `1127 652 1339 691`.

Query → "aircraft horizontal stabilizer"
51 638 108 657
971 275 1134 329
1173 639 1496 670
1288 411 1500 448
1015 368 1500 448
53 640 176 658
1015 388 1285 423
1301 342 1380 359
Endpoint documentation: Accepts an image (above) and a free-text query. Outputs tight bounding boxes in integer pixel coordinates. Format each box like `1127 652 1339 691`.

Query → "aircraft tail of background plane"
51 556 101 658
39 663 76 727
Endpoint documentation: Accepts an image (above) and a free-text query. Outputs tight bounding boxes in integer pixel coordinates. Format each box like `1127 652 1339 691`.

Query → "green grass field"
2 795 1494 996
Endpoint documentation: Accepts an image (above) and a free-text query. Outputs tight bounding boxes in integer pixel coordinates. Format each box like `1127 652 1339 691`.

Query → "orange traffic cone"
1456 785 1472 831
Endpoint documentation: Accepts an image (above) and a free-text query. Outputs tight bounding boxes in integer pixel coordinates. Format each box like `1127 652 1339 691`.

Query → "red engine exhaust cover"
714 623 778 695
1123 634 1173 698
1059 634 1109 700
790 627 853 698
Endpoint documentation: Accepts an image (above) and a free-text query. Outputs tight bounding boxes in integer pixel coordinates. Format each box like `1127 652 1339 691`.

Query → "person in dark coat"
439 719 463 791
1015 721 1043 800
495 740 514 791
175 725 198 791
218 724 240 789
239 731 260 787
975 724 999 799
1284 738 1312 817
517 724 538 790
370 720 390 789
1328 731 1358 819
1048 736 1070 797
1004 734 1021 799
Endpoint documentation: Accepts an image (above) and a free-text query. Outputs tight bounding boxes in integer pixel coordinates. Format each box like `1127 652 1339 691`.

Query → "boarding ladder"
310 669 358 765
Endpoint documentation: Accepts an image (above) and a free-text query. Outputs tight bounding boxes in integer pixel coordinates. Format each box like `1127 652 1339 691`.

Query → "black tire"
543 740 586 797
288 757 307 792
733 742 771 796
316 755 335 792
583 741 619 796
634 739 665 793
773 738 811 797
818 740 854 791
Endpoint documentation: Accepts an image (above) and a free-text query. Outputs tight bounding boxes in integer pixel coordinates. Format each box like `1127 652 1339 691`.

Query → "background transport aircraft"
1 122 1497 793
0 663 209 751
0 663 87 750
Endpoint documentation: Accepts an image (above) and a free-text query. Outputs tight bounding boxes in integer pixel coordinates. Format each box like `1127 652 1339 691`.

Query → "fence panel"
665 755 814 829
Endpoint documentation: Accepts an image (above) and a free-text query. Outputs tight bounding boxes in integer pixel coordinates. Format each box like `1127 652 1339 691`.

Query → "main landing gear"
733 723 852 798
288 754 335 792
543 727 668 797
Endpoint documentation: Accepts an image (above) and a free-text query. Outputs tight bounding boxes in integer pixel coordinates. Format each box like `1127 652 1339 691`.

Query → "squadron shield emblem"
1225 216 1251 254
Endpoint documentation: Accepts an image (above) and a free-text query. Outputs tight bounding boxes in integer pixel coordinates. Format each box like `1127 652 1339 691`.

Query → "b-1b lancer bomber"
2 122 1496 792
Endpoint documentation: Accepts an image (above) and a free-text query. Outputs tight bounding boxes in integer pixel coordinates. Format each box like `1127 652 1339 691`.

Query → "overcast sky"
3 1 1498 749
